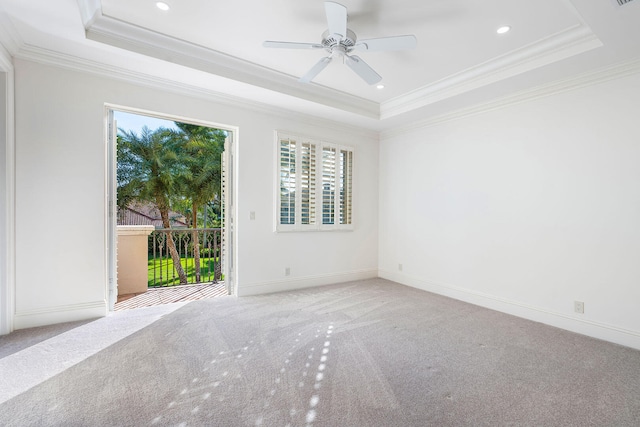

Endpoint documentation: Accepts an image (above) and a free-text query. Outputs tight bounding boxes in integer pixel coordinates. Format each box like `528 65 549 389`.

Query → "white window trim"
275 131 354 232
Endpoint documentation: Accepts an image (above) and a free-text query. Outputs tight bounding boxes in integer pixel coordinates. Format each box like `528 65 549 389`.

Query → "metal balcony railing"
148 228 222 287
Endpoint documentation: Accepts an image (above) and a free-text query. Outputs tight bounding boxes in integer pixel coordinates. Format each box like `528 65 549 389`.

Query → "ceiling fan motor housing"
322 29 357 51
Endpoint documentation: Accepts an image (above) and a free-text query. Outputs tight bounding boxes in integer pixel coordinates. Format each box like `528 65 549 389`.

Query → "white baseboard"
237 269 378 297
13 301 108 330
379 269 640 351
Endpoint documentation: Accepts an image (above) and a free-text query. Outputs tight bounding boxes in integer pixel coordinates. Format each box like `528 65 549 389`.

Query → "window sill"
275 225 354 233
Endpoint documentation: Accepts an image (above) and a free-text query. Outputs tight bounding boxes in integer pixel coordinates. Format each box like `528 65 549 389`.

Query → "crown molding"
380 24 603 120
76 0 101 28
16 43 636 143
13 44 379 140
81 9 379 120
381 57 640 140
0 7 22 60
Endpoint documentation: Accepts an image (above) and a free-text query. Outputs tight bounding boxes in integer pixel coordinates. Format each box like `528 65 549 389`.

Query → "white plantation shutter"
300 142 316 225
339 149 353 225
279 138 296 225
277 132 353 231
322 146 336 225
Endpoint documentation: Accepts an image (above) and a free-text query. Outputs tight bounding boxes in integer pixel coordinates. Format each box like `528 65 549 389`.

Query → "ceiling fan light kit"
263 1 417 85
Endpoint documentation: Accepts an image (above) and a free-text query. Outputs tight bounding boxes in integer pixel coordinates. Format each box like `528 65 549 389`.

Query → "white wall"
12 58 379 329
18 53 640 352
379 72 640 350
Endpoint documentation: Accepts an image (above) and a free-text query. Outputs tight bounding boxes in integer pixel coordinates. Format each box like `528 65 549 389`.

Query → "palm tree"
171 123 225 282
117 126 189 285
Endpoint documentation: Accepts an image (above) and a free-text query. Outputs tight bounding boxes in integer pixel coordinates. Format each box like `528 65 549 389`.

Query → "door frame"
0 51 15 335
104 104 238 310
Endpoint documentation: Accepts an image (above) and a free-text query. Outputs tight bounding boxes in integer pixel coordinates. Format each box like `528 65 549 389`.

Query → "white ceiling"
0 0 639 131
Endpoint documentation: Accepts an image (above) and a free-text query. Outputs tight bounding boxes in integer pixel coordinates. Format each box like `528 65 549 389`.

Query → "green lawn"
148 256 221 287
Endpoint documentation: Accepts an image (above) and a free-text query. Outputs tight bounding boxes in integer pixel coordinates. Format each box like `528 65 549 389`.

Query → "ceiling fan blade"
345 55 382 85
325 1 347 40
263 41 324 49
354 35 417 52
299 56 332 83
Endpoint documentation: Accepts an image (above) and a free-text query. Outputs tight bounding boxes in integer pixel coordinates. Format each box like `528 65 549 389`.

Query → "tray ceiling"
0 0 639 130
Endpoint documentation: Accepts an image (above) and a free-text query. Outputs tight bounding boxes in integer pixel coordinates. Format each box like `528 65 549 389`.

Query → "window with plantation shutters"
277 132 353 231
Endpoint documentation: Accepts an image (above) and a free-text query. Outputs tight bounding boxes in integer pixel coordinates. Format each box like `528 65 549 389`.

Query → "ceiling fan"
263 1 417 85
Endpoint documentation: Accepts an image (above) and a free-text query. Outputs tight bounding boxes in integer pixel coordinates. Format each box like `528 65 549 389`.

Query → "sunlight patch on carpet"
0 302 187 404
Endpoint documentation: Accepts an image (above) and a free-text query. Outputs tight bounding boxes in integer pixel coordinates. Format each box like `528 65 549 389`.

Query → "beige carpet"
1 278 639 426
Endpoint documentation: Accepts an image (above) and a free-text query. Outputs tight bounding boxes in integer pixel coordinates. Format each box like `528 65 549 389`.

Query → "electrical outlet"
574 301 584 314
285 267 290 276
249 211 256 220
398 263 403 272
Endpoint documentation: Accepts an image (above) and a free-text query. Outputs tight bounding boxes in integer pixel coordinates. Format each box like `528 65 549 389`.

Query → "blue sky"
114 110 179 135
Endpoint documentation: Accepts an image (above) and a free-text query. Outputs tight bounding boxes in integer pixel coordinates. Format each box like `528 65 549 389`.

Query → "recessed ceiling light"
156 2 170 11
376 84 385 89
497 26 511 34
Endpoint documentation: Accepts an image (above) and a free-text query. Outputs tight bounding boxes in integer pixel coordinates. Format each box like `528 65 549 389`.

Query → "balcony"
116 227 226 309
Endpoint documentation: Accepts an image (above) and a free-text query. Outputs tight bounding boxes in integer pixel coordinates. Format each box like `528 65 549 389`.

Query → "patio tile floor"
115 282 228 311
